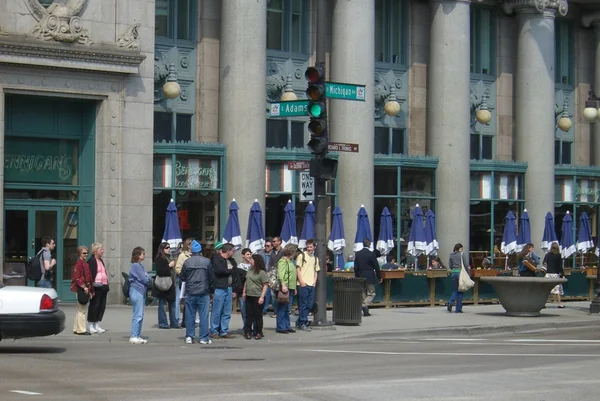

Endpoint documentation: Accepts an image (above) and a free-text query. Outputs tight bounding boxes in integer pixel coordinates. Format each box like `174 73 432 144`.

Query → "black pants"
88 285 108 322
244 296 263 335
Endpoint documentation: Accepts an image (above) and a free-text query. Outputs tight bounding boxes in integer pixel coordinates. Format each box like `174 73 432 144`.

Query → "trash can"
332 277 366 325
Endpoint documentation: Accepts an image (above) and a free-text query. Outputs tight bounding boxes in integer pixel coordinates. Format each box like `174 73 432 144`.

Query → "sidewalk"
56 301 600 342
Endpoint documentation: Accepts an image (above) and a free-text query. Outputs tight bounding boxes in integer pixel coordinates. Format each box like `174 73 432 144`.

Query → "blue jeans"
211 288 232 336
263 289 272 313
185 294 210 341
276 291 295 331
158 298 178 328
238 296 246 326
129 288 145 338
37 279 52 288
174 276 181 322
448 273 464 312
296 285 315 327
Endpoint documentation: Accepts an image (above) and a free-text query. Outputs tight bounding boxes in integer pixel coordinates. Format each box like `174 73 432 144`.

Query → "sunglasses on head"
82 252 88 255
164 246 170 249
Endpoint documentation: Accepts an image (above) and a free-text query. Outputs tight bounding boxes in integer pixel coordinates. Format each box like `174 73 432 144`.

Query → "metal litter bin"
332 277 366 325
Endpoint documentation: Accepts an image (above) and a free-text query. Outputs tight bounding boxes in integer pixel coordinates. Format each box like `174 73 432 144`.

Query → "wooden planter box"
585 267 597 277
562 267 572 276
381 270 405 280
329 271 354 278
471 269 500 278
426 269 449 278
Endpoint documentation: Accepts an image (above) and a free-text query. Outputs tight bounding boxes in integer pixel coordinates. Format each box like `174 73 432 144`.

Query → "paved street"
1 303 599 400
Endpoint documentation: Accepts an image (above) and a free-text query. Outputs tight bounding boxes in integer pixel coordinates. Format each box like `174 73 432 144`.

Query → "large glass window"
470 134 493 160
555 20 574 86
555 139 572 165
375 0 407 65
266 120 306 149
470 6 495 75
267 0 307 53
153 112 193 143
375 127 406 155
155 0 194 41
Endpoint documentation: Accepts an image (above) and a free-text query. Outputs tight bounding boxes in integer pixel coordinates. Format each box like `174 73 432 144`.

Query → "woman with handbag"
71 246 94 335
275 245 298 334
446 243 471 313
152 242 178 329
518 243 540 277
87 242 109 334
543 243 565 308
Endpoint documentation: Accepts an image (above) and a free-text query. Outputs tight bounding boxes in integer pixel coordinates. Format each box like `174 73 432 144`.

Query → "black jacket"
543 252 564 276
232 259 248 295
211 254 235 289
87 256 110 292
180 254 214 296
152 257 176 301
354 248 381 284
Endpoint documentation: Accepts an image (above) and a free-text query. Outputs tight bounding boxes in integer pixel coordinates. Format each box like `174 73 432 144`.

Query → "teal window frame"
374 0 408 67
470 5 496 77
155 0 196 44
555 139 573 166
154 111 194 143
266 119 307 149
374 126 406 155
267 0 309 55
555 19 574 88
470 133 494 161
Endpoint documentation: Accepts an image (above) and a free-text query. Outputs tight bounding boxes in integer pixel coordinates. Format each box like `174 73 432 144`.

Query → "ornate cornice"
503 0 568 17
0 34 145 74
582 12 600 29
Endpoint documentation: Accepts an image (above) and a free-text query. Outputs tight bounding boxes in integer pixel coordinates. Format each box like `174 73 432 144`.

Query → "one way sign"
299 172 314 202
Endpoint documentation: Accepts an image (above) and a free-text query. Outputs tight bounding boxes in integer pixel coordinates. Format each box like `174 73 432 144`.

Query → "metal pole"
313 0 332 326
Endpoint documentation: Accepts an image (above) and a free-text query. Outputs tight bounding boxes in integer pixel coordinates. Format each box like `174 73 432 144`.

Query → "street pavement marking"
9 390 41 396
306 349 600 357
507 339 600 343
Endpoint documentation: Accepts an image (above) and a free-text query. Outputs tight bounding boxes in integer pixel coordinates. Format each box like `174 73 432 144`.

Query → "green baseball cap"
214 241 223 250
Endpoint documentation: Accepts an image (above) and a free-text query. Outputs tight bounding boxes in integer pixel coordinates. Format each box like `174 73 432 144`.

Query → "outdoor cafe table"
470 268 500 305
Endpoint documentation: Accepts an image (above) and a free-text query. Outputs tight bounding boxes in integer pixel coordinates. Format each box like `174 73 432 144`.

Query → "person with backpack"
295 239 319 331
36 236 56 288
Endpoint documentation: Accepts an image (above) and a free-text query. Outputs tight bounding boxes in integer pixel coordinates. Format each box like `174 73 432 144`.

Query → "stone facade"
0 0 154 303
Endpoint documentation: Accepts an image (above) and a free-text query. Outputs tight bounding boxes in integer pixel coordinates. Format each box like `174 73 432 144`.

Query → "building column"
583 12 600 165
505 0 567 249
218 0 267 234
427 0 471 257
330 0 375 250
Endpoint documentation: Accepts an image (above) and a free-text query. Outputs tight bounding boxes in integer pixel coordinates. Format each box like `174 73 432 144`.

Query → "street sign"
328 142 359 152
325 81 366 101
288 161 310 171
299 171 315 202
268 100 309 117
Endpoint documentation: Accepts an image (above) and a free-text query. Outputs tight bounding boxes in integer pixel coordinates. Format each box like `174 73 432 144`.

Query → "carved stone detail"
582 12 600 29
503 0 568 17
117 23 140 50
24 0 92 45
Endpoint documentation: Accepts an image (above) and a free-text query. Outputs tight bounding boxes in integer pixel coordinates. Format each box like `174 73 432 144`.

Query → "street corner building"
2 0 600 305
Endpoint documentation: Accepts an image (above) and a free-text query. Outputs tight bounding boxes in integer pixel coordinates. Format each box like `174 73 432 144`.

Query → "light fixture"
557 98 572 132
280 74 298 101
583 90 600 123
162 63 181 99
383 86 401 117
475 92 492 125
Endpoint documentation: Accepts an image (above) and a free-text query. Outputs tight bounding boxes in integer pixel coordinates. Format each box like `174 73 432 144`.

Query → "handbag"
277 290 290 304
523 258 537 273
154 275 173 291
458 252 475 292
76 286 90 305
268 269 280 291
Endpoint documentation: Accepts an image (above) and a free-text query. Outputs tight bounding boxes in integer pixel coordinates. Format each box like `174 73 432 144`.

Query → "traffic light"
305 63 328 155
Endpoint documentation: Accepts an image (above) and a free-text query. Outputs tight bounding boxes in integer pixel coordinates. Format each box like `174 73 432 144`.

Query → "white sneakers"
129 337 147 345
185 337 193 344
199 339 212 345
87 322 106 334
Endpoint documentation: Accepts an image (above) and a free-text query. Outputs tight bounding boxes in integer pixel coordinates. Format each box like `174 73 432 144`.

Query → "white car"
0 285 65 341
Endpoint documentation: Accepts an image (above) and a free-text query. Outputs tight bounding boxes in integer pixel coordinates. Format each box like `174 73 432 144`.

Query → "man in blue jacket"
181 240 214 344
210 243 236 339
353 239 381 316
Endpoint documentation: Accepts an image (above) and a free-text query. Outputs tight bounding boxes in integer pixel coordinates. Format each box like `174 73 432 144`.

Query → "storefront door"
3 206 68 299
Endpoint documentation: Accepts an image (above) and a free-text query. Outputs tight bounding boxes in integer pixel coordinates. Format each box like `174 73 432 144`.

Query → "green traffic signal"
308 102 325 118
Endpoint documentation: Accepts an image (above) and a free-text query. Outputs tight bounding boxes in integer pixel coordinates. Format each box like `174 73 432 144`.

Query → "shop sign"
4 138 77 185
576 184 600 203
174 158 218 189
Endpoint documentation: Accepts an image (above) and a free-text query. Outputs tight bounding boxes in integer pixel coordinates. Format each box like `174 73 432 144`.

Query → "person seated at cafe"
381 255 400 270
343 254 354 271
429 256 447 270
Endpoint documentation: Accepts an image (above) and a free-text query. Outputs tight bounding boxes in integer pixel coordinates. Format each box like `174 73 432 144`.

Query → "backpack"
26 250 44 281
121 272 131 300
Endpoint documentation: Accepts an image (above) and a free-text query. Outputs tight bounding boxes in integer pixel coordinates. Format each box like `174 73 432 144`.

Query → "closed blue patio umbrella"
354 205 373 252
407 204 427 257
501 211 518 270
246 199 265 253
541 211 559 252
376 207 394 256
280 200 298 247
222 199 243 250
328 206 346 270
424 209 439 256
516 209 531 253
299 201 315 249
162 199 182 249
577 212 594 267
560 211 576 259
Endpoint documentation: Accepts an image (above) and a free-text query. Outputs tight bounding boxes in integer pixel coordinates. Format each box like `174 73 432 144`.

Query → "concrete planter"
481 276 568 317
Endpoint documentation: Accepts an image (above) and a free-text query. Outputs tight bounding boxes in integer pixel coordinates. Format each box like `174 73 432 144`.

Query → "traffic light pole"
312 0 332 327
